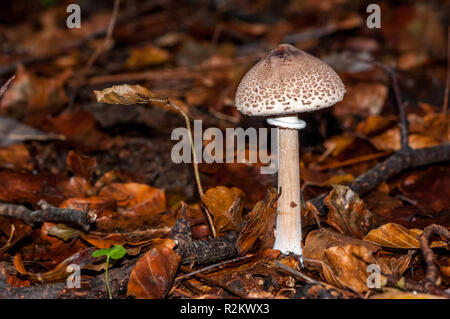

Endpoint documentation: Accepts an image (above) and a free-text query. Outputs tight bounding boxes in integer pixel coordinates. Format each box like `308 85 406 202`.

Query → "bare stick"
274 260 322 285
175 254 256 282
0 200 96 231
0 75 15 100
69 0 121 107
418 224 450 285
83 0 121 73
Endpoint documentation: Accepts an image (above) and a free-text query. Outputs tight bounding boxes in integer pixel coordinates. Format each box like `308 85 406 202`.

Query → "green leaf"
110 245 127 260
92 245 127 259
92 249 110 258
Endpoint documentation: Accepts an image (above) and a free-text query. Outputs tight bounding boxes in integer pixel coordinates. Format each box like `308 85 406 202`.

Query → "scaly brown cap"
235 44 345 116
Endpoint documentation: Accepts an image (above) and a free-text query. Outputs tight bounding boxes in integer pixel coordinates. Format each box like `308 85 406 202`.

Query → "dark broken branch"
418 224 450 286
171 217 238 264
0 200 96 231
309 143 450 214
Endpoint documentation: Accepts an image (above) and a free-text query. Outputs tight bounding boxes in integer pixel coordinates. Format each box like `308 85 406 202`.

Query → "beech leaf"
94 84 153 105
363 223 447 249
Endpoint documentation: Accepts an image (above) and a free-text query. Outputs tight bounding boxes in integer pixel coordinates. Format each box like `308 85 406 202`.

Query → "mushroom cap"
235 44 346 116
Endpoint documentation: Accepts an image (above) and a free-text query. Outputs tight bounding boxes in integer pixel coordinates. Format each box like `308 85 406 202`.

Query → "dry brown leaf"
325 185 374 238
202 186 244 236
0 65 70 123
370 290 447 299
126 45 170 69
304 229 379 292
376 251 414 275
333 83 388 117
66 151 97 180
127 239 181 299
236 187 278 255
0 144 32 170
13 248 97 284
363 223 447 249
94 84 153 105
370 127 439 152
356 115 397 136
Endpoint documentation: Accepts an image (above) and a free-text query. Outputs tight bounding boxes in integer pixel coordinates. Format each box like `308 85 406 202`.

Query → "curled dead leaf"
236 187 278 255
363 223 447 249
202 186 244 236
304 229 380 293
325 185 374 238
94 84 153 105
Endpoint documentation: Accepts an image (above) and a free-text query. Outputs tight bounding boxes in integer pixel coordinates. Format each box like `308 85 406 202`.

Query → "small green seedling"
92 245 127 299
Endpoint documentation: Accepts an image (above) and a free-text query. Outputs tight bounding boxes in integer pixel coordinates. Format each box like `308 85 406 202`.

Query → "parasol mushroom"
235 44 346 259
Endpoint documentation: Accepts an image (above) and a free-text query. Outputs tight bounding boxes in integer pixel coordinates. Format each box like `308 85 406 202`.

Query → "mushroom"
235 44 345 258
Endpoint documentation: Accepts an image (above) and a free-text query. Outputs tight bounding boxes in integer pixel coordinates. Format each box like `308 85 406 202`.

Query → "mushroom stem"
269 116 304 258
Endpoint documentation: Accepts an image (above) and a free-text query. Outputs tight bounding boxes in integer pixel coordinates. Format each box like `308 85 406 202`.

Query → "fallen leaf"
66 151 97 180
0 65 70 123
13 247 98 284
237 188 278 255
126 45 170 69
42 109 112 151
202 186 244 236
303 229 380 293
334 83 388 117
0 116 64 147
0 144 33 170
363 223 447 249
127 239 181 299
325 185 374 238
94 84 153 105
370 127 439 152
370 290 446 299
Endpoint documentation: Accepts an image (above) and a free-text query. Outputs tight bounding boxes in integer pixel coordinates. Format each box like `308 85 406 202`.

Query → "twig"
68 0 121 107
189 272 248 298
274 260 322 285
0 200 96 231
418 224 450 286
0 75 15 100
383 274 448 296
313 151 390 171
171 217 235 264
309 143 450 214
83 0 121 73
344 54 410 149
443 27 450 113
175 254 256 282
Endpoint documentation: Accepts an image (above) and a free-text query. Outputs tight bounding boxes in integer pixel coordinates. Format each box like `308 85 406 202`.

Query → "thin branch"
0 200 96 231
0 75 15 100
274 260 323 285
175 254 256 282
344 53 410 149
83 0 121 73
418 224 450 286
69 0 121 107
309 143 450 214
